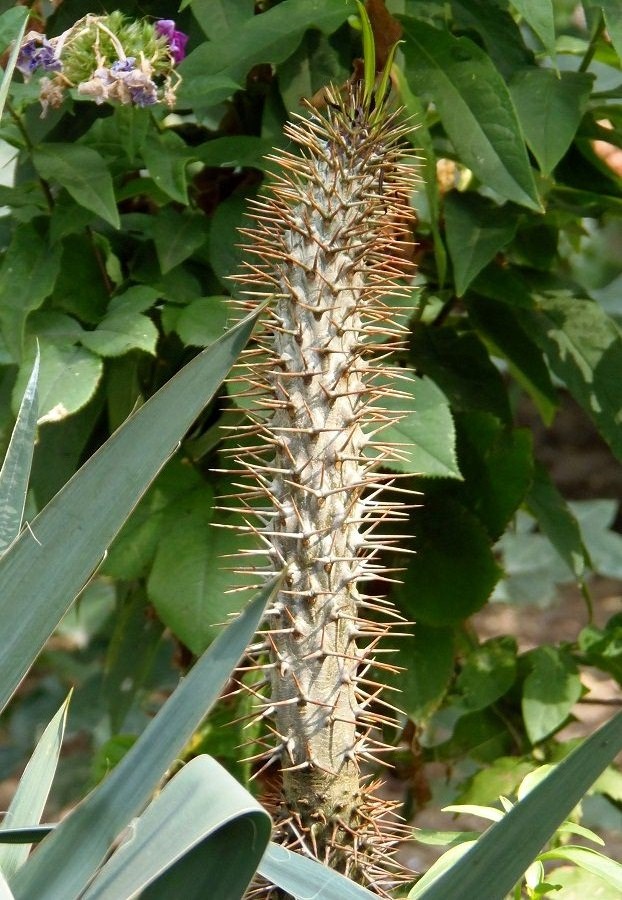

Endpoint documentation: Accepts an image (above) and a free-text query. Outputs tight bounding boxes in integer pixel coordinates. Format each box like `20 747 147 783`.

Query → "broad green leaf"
544 865 620 899
415 712 622 900
258 842 380 900
454 412 533 541
458 757 536 806
522 646 583 744
388 626 455 723
209 190 254 292
174 296 232 347
396 498 501 626
467 288 558 423
539 846 622 892
0 312 258 716
444 193 517 296
0 7 28 121
80 756 270 900
11 580 276 900
185 0 255 38
194 136 274 170
410 324 511 422
451 0 532 77
277 30 347 120
367 374 461 479
32 146 120 230
517 292 622 460
394 68 446 285
13 341 102 423
509 69 593 176
80 307 158 358
147 485 259 654
153 209 208 275
526 463 590 581
597 1 622 61
0 354 38 555
579 617 622 685
0 223 62 360
510 1 556 58
103 587 164 732
113 106 150 165
457 637 517 711
50 233 110 324
570 500 622 580
141 131 194 204
178 0 355 105
401 19 541 210
0 696 69 879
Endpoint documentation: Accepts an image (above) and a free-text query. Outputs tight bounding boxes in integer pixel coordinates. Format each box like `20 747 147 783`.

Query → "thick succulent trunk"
229 83 415 892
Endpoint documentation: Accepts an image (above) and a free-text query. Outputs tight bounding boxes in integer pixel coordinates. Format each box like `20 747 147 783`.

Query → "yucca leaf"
0 694 69 878
0 311 257 716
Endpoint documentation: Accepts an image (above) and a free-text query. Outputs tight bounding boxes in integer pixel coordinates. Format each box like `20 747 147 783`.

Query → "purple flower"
155 19 188 65
111 57 136 74
17 39 62 77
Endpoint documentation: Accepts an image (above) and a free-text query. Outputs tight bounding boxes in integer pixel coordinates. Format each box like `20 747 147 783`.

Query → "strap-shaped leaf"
81 756 270 900
11 578 277 899
0 353 38 556
415 712 622 899
0 311 257 716
259 842 379 899
0 695 69 879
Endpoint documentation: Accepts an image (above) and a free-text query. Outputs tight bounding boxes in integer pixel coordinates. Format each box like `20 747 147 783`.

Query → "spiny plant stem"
228 81 416 893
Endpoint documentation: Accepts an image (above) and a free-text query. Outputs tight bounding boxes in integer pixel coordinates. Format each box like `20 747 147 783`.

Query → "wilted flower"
155 19 188 65
16 36 62 78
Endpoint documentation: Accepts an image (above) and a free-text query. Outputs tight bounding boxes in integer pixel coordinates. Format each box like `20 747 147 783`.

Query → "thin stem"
579 11 605 74
7 100 54 212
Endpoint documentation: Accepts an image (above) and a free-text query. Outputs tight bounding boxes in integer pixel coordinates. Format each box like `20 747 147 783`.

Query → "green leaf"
389 626 455 722
113 106 150 165
444 193 517 296
0 869 14 900
415 712 622 900
544 865 620 899
539 846 622 892
0 353 38 556
153 209 208 275
455 412 533 541
367 374 461 479
141 131 193 204
458 757 536 806
194 136 274 170
0 7 28 121
526 463 590 581
11 580 276 900
178 0 355 105
32 146 120 230
103 588 164 732
517 292 622 460
0 223 62 360
451 0 532 77
80 297 158 357
579 617 622 685
410 324 511 423
409 841 478 898
396 498 501 626
185 0 255 38
174 297 232 347
258 842 381 900
148 484 261 654
80 756 270 900
509 70 593 176
522 645 583 744
0 696 69 879
457 637 517 711
597 1 622 61
0 312 258 716
467 288 558 424
401 19 541 210
510 1 556 58
13 341 102 423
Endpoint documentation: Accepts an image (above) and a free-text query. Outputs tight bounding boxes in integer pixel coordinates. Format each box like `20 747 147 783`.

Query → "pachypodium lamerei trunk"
228 82 416 893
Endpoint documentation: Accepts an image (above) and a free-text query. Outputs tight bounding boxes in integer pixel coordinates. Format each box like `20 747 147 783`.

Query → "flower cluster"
15 12 188 115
